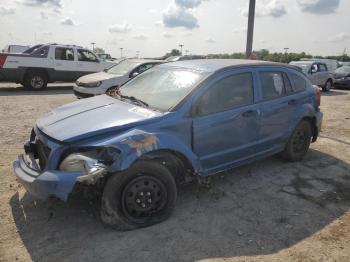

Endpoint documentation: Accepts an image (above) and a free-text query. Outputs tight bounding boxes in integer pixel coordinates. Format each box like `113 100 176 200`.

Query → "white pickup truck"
0 44 116 90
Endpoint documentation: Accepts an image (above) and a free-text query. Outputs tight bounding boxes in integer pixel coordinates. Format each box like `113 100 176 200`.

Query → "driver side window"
196 73 254 116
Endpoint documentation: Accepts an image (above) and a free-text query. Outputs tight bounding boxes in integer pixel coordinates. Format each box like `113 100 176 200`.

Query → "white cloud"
328 33 350 43
109 22 132 33
23 0 63 8
106 38 124 45
163 4 199 29
205 38 216 44
240 0 287 18
175 0 202 9
184 32 192 37
163 32 174 38
60 18 77 26
133 34 148 40
0 6 15 15
40 11 49 19
297 0 340 14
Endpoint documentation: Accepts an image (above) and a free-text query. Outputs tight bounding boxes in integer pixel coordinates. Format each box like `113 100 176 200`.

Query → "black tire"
101 161 177 230
282 120 312 162
24 71 48 90
322 79 332 92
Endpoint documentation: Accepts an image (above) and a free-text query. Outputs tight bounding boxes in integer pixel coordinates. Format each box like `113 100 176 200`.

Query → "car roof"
160 59 297 73
126 59 164 64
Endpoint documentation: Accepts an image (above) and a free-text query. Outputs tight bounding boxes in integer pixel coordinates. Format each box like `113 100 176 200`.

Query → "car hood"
77 72 122 83
36 95 162 142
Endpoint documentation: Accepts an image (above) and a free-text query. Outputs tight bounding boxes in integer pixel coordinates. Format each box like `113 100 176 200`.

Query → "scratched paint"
122 134 159 156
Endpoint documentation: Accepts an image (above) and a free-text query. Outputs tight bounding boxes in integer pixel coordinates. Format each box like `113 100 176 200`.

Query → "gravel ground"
0 83 350 262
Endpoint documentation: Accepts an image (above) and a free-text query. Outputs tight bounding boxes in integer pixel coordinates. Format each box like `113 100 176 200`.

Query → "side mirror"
131 72 139 78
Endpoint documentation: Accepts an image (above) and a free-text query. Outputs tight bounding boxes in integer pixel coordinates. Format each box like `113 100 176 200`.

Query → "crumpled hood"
77 71 122 83
36 95 162 142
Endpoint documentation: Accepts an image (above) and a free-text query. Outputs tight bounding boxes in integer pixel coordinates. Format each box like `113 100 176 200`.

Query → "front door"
53 47 77 81
192 70 260 174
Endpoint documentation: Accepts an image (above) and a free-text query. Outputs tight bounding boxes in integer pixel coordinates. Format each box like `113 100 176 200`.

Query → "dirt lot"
0 83 350 262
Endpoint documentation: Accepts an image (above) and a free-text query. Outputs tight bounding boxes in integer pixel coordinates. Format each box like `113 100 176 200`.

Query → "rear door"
192 69 260 174
53 47 77 81
76 49 101 77
257 69 297 152
318 63 328 85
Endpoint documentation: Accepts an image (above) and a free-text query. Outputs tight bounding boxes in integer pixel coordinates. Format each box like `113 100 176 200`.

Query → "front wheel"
24 71 48 90
101 161 177 230
282 120 312 162
322 79 332 92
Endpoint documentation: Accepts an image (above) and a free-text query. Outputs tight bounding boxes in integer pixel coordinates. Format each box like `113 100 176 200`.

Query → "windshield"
290 62 311 74
335 66 350 74
118 67 208 112
107 60 140 75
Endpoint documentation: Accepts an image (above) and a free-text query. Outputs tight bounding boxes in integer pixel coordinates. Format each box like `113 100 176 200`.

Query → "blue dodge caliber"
13 59 323 230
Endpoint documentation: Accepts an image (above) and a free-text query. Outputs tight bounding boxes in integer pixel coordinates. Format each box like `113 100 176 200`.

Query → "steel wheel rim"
30 76 44 89
292 130 307 153
121 175 168 223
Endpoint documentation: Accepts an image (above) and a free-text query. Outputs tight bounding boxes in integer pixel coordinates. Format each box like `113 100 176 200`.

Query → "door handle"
241 110 257 117
288 99 297 105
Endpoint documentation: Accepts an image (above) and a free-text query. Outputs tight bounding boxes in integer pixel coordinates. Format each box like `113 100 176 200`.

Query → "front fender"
94 129 199 173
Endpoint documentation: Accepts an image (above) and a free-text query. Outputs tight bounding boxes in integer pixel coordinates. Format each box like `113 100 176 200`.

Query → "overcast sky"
0 0 349 58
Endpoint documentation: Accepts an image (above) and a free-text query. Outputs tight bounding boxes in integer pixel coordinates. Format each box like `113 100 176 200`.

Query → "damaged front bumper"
13 154 83 201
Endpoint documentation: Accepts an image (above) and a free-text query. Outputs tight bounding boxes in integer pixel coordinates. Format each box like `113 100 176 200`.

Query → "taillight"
0 55 7 68
314 85 321 108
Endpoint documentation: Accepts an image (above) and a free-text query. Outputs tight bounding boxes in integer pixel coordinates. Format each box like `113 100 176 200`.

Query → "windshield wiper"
119 94 149 108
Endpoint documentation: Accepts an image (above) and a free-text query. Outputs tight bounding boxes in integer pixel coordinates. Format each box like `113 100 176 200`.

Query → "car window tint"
290 73 307 92
283 73 293 93
319 64 327 72
55 48 74 61
197 73 254 116
260 72 286 100
77 49 98 62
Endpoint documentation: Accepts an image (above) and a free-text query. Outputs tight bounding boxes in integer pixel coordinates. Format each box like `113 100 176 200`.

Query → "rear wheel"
282 120 312 162
101 161 177 230
322 79 332 92
24 71 48 90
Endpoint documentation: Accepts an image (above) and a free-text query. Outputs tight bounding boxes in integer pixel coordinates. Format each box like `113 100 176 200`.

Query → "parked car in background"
334 65 350 89
96 53 116 61
2 44 30 53
13 59 322 230
73 59 163 98
0 44 116 90
300 58 340 73
165 55 206 62
290 61 334 91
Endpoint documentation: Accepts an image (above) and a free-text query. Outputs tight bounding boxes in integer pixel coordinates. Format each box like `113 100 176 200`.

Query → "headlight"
78 81 102 88
59 153 97 172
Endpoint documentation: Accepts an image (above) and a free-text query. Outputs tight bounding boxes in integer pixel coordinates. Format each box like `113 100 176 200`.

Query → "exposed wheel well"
23 68 50 83
302 116 318 142
137 150 194 184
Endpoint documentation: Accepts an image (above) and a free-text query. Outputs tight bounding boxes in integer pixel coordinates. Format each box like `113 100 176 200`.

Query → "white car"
0 44 116 90
73 59 163 98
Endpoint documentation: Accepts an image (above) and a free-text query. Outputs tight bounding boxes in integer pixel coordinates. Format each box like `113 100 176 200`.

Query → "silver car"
290 61 334 92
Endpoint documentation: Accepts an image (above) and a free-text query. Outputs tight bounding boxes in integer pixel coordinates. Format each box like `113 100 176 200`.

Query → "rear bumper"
13 154 82 201
313 111 323 142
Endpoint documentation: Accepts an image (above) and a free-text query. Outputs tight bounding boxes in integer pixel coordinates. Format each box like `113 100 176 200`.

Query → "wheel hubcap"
292 130 306 153
30 76 44 89
121 175 167 222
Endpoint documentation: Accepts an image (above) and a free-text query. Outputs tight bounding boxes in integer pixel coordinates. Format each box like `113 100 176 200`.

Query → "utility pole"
136 51 140 58
120 47 124 58
245 0 256 58
91 42 96 52
179 44 184 55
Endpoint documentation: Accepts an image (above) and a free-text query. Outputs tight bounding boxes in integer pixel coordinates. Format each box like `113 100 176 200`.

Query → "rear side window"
290 73 307 92
260 72 286 100
78 49 98 62
196 73 254 116
55 48 74 61
319 64 327 72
